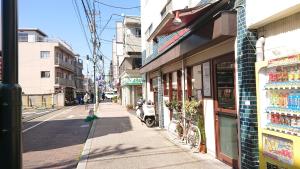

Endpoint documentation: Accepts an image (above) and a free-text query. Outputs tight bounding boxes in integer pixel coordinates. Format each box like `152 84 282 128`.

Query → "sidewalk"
77 102 231 169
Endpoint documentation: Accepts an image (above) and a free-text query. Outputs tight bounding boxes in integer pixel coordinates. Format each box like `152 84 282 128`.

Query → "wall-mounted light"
172 11 182 25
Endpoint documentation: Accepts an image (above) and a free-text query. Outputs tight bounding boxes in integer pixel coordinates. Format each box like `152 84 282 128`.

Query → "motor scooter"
135 98 156 127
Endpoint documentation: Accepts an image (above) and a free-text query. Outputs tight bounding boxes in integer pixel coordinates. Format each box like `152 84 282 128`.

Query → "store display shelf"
265 82 300 90
265 125 300 137
266 107 300 117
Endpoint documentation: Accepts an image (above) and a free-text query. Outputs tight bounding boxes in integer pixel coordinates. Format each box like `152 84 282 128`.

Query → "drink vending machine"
256 55 300 169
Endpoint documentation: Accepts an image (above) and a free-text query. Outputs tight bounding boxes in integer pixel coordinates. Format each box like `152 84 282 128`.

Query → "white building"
116 16 143 107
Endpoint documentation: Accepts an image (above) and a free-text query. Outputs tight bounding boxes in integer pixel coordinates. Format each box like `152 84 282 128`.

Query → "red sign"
158 28 190 53
0 57 2 81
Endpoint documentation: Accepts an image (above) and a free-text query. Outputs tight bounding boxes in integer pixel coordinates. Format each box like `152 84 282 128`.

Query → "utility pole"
0 0 22 168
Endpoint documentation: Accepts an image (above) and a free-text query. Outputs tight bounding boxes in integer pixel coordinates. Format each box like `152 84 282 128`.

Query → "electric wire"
95 1 140 9
72 0 92 55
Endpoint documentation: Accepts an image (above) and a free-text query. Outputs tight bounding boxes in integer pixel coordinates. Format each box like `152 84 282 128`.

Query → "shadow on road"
22 119 91 153
92 116 132 138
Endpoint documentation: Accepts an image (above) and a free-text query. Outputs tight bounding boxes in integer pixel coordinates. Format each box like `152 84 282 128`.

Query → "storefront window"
172 71 177 100
216 61 235 109
192 64 202 100
163 74 168 96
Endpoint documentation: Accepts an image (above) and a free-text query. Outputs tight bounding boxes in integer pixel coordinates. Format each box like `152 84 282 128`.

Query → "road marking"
22 111 36 115
67 115 75 119
80 124 89 128
22 106 75 133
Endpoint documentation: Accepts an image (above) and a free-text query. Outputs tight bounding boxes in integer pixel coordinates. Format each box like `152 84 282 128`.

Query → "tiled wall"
236 0 259 168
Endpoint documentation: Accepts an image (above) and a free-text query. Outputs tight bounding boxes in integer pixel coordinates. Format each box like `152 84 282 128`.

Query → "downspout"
256 36 265 61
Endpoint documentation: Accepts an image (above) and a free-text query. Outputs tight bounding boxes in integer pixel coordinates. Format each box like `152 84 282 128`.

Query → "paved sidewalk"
77 102 231 169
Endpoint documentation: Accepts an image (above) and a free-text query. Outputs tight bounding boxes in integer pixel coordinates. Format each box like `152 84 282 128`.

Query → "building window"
163 74 168 96
41 71 50 78
161 0 172 19
145 23 153 39
40 51 50 59
135 28 141 37
132 58 142 69
18 32 28 42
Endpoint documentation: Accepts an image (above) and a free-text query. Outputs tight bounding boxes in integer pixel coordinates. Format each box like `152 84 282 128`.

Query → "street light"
0 0 22 168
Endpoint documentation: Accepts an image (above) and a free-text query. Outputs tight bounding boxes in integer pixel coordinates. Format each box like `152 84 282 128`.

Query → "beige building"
18 28 79 103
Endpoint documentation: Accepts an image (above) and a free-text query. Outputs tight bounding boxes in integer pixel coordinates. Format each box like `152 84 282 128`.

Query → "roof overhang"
140 11 236 74
147 1 221 41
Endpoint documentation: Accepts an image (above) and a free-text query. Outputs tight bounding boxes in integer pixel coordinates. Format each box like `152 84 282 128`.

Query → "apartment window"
135 28 141 37
132 58 142 69
161 0 172 19
40 51 50 59
145 23 153 39
41 71 50 78
18 32 28 42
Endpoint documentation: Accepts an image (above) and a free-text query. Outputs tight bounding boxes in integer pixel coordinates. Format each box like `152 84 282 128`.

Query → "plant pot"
199 143 207 153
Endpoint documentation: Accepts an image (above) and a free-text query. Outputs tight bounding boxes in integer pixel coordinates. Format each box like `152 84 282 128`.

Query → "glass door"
213 54 238 168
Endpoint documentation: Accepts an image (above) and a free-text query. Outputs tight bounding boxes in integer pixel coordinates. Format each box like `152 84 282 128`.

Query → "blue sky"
19 0 140 77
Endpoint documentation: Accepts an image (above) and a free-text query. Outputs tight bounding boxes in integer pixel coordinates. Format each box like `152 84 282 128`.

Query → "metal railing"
55 77 75 87
55 57 75 72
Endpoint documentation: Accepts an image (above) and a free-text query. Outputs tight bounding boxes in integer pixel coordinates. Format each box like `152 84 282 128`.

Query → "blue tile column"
236 0 259 168
157 72 164 128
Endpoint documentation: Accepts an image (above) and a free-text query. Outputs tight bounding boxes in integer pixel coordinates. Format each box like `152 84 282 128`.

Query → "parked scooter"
135 98 156 127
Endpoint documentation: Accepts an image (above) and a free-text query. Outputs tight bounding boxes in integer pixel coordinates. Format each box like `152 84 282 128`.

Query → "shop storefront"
120 76 143 107
140 2 239 167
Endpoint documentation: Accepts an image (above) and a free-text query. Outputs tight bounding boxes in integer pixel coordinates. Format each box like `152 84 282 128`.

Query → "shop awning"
147 1 221 41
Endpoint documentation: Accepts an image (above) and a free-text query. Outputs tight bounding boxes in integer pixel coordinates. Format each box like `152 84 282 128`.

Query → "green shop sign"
121 77 143 86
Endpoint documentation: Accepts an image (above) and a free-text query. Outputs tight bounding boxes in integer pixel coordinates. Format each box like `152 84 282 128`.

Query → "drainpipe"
256 37 265 61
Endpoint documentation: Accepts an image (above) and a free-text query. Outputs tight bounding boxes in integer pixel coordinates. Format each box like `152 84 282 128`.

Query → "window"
161 0 172 19
132 58 142 69
40 51 50 59
145 23 153 39
163 74 169 96
135 28 141 37
41 71 50 78
18 32 28 42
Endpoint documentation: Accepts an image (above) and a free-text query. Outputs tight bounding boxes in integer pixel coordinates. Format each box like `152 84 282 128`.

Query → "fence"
22 93 65 109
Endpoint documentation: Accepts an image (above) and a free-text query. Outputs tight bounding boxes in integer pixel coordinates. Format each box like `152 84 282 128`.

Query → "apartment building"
18 28 79 103
74 55 85 98
116 16 142 107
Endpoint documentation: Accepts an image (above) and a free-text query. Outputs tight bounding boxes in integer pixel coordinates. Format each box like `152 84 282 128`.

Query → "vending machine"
256 55 300 169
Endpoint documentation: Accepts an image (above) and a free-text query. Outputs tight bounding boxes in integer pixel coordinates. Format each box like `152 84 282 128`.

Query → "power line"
99 38 141 47
95 1 140 9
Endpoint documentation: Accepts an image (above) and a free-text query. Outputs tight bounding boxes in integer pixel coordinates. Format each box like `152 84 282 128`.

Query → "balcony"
55 77 75 88
125 34 141 53
55 57 75 72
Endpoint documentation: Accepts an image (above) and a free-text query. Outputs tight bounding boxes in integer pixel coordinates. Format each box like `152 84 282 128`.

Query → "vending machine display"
256 55 300 169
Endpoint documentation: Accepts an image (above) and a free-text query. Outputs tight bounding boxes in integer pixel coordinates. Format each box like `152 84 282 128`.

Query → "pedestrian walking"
83 92 90 110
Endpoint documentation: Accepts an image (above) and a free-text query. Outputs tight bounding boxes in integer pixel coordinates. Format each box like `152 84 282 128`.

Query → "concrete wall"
246 0 300 29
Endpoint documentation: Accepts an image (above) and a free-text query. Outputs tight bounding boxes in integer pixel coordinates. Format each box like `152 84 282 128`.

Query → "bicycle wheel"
167 120 179 141
187 125 201 150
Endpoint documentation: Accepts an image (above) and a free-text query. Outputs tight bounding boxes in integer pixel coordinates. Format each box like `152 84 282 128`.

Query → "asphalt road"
22 105 92 169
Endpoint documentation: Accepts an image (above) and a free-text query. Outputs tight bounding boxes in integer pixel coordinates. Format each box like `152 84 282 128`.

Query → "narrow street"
79 103 230 169
22 105 91 169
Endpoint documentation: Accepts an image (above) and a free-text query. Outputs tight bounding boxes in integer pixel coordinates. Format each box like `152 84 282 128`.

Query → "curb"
76 106 99 169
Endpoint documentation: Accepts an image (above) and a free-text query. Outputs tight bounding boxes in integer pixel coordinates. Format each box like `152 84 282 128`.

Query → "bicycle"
167 112 201 151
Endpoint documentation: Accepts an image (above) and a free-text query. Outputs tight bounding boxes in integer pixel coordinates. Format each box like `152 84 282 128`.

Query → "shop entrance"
213 54 238 168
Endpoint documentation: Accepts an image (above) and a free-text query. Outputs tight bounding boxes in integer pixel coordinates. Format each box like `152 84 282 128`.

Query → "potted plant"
126 104 134 111
165 100 173 121
184 99 206 153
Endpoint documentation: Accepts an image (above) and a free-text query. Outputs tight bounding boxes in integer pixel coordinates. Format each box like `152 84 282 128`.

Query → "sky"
19 0 140 77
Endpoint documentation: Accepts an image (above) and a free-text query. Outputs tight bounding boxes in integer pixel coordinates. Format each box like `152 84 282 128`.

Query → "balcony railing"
55 77 75 88
125 34 141 53
55 57 75 72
